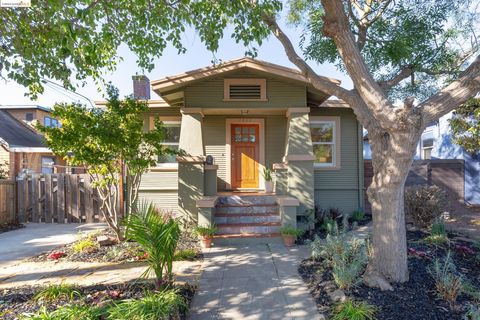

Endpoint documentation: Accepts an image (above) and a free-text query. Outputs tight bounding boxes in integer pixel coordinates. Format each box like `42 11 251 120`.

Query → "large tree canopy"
450 98 480 153
0 0 280 98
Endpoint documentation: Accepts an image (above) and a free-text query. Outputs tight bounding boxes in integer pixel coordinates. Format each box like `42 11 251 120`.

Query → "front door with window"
231 124 259 189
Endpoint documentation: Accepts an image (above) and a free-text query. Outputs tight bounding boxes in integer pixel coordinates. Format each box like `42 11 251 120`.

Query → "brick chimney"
132 75 151 100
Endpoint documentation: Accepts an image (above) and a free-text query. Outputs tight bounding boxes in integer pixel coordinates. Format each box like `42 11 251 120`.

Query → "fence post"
31 174 39 222
44 174 53 223
16 177 25 223
84 175 94 223
57 174 65 223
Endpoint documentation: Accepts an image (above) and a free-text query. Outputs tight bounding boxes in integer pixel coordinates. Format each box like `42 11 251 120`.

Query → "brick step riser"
216 225 281 235
217 196 277 206
214 215 280 225
215 206 278 215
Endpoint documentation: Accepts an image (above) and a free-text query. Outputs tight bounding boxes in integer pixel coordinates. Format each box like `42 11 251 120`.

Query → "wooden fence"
0 180 15 224
364 159 465 213
16 173 110 223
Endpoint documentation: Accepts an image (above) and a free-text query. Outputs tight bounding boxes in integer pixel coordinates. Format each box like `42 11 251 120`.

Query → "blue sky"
0 17 353 107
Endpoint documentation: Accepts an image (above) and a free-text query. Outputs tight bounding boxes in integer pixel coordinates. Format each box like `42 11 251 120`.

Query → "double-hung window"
310 117 341 169
153 119 181 166
421 126 436 159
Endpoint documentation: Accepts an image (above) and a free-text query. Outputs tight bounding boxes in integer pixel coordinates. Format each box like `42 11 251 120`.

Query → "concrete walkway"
0 223 106 268
189 243 324 320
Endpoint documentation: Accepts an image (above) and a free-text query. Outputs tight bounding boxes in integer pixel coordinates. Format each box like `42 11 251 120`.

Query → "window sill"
222 99 268 102
314 164 341 171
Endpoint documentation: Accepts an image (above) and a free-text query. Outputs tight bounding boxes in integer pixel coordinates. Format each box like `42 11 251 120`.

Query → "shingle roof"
0 110 46 148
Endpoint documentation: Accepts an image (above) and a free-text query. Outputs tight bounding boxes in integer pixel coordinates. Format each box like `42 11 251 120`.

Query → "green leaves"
449 98 480 154
1 0 281 97
125 202 181 289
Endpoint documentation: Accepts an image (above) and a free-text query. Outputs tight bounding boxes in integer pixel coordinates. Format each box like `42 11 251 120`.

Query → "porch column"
284 108 315 217
178 108 205 223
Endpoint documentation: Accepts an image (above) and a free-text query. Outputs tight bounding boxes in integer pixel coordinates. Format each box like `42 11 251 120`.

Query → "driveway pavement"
0 223 105 268
189 243 324 320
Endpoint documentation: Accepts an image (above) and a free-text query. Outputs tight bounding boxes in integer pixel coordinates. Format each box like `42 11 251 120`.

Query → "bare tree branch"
421 55 480 124
320 0 397 127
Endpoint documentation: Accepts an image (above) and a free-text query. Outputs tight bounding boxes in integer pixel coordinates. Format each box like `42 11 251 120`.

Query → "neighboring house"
0 105 59 129
363 112 480 205
0 110 65 177
121 58 365 238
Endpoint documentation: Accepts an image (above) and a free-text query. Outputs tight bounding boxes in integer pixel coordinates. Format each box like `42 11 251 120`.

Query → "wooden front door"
231 124 260 189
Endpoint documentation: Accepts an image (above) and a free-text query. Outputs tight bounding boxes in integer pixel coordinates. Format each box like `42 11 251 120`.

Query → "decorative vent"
224 79 267 101
229 85 262 100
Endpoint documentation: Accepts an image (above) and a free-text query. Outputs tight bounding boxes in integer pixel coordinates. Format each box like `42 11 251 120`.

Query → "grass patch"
107 290 186 320
33 284 81 303
331 299 376 320
21 304 106 320
174 249 199 261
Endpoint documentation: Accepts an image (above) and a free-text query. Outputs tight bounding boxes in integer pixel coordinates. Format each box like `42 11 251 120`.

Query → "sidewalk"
188 243 324 320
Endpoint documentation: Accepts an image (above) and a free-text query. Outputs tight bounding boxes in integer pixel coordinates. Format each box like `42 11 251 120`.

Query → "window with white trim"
157 121 181 164
421 128 435 160
41 156 55 174
44 116 59 128
310 120 337 167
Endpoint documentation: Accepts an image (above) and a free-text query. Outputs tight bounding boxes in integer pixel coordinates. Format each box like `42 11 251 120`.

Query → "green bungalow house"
137 57 364 239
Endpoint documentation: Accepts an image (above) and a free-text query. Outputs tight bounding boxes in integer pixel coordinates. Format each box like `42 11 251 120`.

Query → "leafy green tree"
449 98 480 153
0 0 280 98
0 161 8 179
40 86 172 240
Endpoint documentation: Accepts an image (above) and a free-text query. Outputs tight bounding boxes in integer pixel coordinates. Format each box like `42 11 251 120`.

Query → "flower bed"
0 281 195 320
28 228 202 263
299 229 480 320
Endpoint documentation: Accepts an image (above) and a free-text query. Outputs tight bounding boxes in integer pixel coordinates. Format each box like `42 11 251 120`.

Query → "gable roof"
151 57 341 106
0 110 48 151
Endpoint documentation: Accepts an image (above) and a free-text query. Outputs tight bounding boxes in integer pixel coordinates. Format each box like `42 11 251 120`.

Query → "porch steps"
213 194 282 244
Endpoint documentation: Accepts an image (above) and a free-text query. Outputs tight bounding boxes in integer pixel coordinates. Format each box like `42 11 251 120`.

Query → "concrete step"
214 213 280 225
212 233 283 245
216 195 277 206
216 222 281 235
215 204 278 215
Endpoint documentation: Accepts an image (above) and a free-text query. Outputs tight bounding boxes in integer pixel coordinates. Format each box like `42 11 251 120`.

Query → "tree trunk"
366 128 420 283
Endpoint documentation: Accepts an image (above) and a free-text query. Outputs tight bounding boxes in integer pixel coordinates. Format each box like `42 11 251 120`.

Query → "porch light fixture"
241 110 249 115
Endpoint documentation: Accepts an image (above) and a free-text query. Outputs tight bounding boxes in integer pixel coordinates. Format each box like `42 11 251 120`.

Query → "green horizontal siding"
138 190 178 214
265 116 287 168
185 70 306 108
311 107 362 213
140 171 178 190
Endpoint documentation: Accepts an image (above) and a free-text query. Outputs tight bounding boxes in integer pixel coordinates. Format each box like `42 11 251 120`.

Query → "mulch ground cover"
28 228 202 263
0 222 24 234
299 229 480 320
0 281 195 320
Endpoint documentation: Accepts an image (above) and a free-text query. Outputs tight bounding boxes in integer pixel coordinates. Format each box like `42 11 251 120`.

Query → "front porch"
176 108 315 237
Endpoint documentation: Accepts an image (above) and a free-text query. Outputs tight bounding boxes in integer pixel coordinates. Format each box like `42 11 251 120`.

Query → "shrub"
311 233 368 290
33 284 81 303
107 290 186 320
331 299 376 320
174 249 199 261
321 217 339 235
72 237 99 254
351 209 365 222
464 304 480 320
404 185 447 227
194 225 217 238
280 225 303 237
428 251 463 306
423 218 449 246
125 203 181 289
22 304 106 320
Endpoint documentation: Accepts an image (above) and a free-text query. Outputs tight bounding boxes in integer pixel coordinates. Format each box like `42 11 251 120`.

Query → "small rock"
97 235 116 247
328 289 347 302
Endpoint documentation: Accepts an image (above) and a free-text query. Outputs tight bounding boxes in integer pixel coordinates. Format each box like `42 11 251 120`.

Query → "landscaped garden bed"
0 281 195 319
299 227 480 320
28 227 202 264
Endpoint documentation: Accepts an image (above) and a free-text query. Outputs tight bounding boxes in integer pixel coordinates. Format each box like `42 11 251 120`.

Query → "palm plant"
125 202 181 289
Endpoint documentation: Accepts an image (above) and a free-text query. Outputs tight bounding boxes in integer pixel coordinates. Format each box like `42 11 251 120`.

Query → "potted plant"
194 225 217 248
280 225 303 247
263 167 274 193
